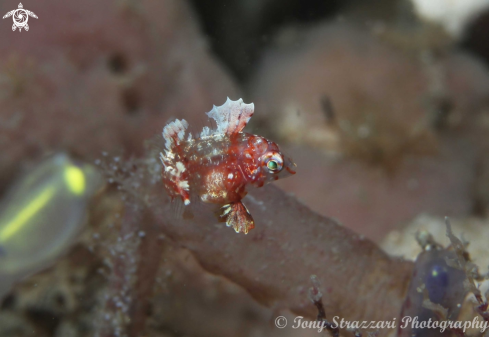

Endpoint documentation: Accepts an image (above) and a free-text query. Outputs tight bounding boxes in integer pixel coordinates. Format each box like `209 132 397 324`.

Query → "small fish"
160 98 296 234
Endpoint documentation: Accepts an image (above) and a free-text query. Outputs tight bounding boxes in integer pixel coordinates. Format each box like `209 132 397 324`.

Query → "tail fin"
161 119 191 206
162 119 189 151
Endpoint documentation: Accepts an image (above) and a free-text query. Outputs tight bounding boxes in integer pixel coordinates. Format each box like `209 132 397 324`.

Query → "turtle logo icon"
3 3 38 32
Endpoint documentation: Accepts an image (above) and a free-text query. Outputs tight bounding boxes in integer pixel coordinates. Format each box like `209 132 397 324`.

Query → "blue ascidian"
398 249 467 337
0 153 103 298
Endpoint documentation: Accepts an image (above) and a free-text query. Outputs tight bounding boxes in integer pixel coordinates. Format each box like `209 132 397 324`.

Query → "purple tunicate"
398 249 467 337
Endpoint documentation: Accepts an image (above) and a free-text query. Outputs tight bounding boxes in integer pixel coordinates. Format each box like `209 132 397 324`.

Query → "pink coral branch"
143 175 413 331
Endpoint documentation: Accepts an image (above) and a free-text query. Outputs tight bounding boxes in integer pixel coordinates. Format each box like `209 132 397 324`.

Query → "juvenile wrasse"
160 98 296 234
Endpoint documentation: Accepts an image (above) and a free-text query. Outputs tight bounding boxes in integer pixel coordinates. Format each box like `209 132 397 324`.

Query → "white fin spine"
162 119 189 150
200 126 211 138
206 97 254 135
159 152 166 168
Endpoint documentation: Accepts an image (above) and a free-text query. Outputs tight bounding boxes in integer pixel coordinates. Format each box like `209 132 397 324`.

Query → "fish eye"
267 160 278 171
263 152 283 173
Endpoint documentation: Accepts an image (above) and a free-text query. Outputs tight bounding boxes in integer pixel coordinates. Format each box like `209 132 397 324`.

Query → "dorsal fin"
206 98 254 135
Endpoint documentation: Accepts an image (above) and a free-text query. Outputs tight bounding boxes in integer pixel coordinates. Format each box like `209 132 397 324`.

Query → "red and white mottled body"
160 98 296 234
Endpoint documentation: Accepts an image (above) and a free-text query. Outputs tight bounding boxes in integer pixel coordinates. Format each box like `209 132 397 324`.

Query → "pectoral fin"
220 202 255 234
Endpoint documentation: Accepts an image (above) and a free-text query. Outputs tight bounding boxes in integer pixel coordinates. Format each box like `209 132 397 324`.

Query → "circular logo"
275 316 287 328
13 9 27 26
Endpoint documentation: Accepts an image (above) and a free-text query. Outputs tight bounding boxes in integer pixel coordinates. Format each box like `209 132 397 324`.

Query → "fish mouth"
285 166 296 175
284 158 297 175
